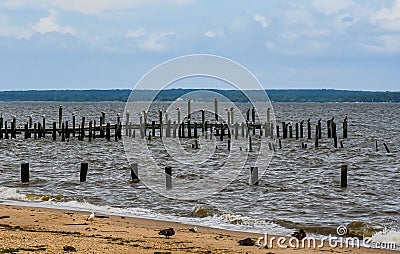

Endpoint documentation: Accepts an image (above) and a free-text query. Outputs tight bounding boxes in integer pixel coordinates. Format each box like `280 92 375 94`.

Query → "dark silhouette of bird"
344 116 347 121
158 228 175 238
307 118 310 123
238 238 255 246
188 226 197 233
292 229 306 240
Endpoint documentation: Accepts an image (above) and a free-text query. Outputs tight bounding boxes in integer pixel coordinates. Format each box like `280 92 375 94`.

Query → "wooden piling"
115 124 118 141
201 110 205 133
61 122 65 142
125 111 130 137
289 125 293 139
88 121 92 142
383 143 390 153
343 117 348 139
131 163 139 182
80 163 88 182
316 119 321 139
327 120 332 138
214 97 218 122
276 125 280 138
0 116 3 139
72 113 76 137
81 117 85 141
42 115 46 138
250 166 259 185
282 122 287 139
194 122 198 138
65 121 69 139
173 121 177 138
300 120 304 138
11 118 16 139
246 108 250 122
295 123 299 140
21 163 29 183
106 123 111 141
375 140 378 152
187 99 191 120
315 125 319 148
227 138 231 151
4 121 8 139
24 124 29 139
188 120 192 138
307 119 311 139
235 123 239 139
152 121 156 137
52 122 56 141
58 105 63 130
165 166 172 189
341 164 347 188
251 107 255 124
159 110 163 137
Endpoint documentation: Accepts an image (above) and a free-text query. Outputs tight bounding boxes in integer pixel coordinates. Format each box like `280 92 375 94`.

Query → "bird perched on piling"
159 228 175 238
292 229 306 240
86 212 95 221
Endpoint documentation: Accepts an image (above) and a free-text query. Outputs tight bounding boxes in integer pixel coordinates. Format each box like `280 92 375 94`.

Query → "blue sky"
0 0 399 91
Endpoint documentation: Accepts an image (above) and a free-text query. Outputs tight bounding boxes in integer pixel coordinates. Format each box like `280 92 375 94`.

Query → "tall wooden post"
72 113 76 137
214 97 218 122
58 105 63 130
250 166 259 185
341 165 347 188
21 163 29 183
307 119 311 139
52 122 56 141
165 166 172 189
80 163 88 182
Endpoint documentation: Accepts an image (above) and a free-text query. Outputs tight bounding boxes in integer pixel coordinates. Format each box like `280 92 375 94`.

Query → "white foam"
0 187 27 201
371 229 400 247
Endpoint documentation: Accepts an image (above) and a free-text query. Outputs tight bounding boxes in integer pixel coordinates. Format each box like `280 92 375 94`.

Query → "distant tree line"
0 89 399 102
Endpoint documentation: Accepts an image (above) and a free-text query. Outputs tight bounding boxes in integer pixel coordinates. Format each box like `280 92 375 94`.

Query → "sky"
0 0 399 91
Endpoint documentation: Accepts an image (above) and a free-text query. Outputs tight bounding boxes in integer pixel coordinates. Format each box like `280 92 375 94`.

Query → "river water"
0 101 399 239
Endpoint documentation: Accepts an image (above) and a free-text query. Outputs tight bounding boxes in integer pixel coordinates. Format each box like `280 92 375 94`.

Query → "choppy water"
0 101 399 241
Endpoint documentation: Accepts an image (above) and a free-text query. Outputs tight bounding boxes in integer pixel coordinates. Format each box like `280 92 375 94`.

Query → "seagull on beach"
188 226 197 233
86 212 95 221
159 228 175 238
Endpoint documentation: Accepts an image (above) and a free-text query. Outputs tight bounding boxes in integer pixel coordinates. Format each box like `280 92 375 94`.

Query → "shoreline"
0 203 397 253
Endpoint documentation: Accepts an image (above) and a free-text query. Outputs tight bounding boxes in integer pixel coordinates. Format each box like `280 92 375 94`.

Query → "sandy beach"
0 203 397 254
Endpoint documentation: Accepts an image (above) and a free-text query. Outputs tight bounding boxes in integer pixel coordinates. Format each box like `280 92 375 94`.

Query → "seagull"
292 229 306 240
188 226 197 233
86 212 95 221
159 228 175 238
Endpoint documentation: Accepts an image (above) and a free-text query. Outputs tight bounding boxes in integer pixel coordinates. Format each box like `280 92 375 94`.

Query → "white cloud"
126 28 147 38
363 34 400 53
0 0 196 15
254 14 268 28
371 0 400 31
204 31 217 38
312 0 353 15
33 10 75 35
140 31 175 52
0 15 33 39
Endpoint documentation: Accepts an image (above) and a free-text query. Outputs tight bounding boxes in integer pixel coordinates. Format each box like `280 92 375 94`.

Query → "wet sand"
0 204 397 253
